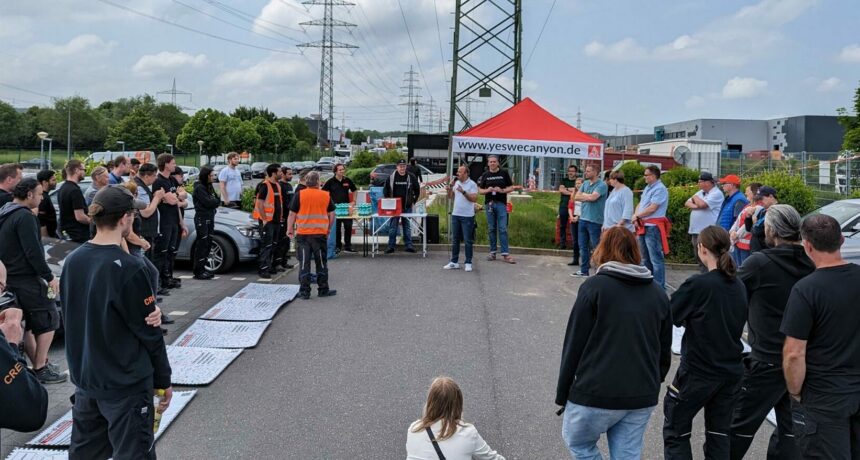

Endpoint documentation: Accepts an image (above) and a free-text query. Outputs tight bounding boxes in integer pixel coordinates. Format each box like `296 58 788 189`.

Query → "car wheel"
206 234 237 273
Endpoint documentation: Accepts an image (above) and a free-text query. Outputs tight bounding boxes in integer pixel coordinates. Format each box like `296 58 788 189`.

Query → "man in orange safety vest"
253 164 283 279
286 171 337 299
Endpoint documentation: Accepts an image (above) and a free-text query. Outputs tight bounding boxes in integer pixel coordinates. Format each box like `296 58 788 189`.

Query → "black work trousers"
335 218 353 250
558 203 570 247
258 221 280 273
153 222 179 285
730 357 799 460
569 220 580 263
791 392 860 460
664 366 741 459
296 234 329 294
193 215 214 276
274 218 290 267
69 389 156 460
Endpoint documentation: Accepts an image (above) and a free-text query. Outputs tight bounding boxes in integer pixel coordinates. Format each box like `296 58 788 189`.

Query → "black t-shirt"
255 181 283 223
278 181 293 217
57 181 90 242
38 191 57 237
560 177 577 205
322 176 357 204
0 189 11 207
478 169 513 204
152 174 180 224
289 188 335 214
671 270 748 378
781 264 860 397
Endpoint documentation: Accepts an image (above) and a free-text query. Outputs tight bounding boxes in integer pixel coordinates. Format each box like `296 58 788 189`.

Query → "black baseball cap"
757 186 777 198
396 159 407 165
698 171 715 182
89 186 146 217
173 166 184 176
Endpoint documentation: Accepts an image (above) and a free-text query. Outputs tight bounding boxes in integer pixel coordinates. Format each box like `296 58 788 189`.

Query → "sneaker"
44 360 60 374
298 291 311 300
35 365 67 384
486 253 496 261
384 247 395 254
157 288 171 296
343 247 357 253
404 247 417 253
570 271 589 278
161 314 175 325
284 262 295 269
170 277 182 285
502 255 516 264
464 263 473 272
193 273 212 280
318 289 338 297
443 262 460 270
258 271 272 279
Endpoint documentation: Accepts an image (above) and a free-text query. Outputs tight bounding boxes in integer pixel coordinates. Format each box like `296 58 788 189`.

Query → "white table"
370 213 428 258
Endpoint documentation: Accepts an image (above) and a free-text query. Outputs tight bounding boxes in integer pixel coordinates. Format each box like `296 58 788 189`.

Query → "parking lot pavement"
0 261 288 458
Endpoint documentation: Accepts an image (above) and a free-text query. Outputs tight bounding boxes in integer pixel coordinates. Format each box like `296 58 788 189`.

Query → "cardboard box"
378 198 402 216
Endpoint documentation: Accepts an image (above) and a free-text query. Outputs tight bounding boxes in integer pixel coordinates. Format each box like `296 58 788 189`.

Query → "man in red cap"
717 174 748 232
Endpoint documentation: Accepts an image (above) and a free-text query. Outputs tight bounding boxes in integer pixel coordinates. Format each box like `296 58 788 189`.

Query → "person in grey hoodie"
557 226 672 459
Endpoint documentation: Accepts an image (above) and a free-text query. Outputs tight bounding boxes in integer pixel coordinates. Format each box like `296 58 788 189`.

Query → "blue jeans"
578 220 602 273
732 247 750 268
450 215 475 264
639 225 665 288
562 401 655 460
486 201 509 255
387 206 414 249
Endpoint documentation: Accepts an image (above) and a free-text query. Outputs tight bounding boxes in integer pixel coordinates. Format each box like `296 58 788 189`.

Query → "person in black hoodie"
729 204 813 459
61 186 172 459
0 178 66 384
663 225 747 459
557 227 672 459
0 305 48 432
191 166 220 280
383 159 420 254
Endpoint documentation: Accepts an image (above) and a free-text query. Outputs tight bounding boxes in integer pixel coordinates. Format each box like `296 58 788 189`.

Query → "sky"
0 0 858 135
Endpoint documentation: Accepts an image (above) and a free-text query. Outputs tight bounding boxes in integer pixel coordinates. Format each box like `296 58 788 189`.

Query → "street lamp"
117 140 125 153
197 140 204 165
166 144 173 155
37 132 49 168
275 143 279 161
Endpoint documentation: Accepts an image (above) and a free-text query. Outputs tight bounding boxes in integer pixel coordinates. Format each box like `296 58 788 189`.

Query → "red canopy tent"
451 97 604 161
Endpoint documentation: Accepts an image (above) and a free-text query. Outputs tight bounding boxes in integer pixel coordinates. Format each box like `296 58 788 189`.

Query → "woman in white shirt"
406 377 505 460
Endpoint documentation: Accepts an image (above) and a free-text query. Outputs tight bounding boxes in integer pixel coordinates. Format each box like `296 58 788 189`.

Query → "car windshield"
252 162 268 169
809 201 860 226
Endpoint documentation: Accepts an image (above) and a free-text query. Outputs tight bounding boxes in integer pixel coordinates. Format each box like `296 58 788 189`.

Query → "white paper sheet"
5 448 68 460
199 297 285 322
167 345 243 385
173 320 271 348
233 283 299 304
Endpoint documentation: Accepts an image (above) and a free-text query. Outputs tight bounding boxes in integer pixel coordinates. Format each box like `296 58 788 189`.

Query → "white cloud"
721 77 768 99
214 54 312 88
839 44 860 63
815 77 842 92
584 0 817 66
133 52 209 77
27 34 116 59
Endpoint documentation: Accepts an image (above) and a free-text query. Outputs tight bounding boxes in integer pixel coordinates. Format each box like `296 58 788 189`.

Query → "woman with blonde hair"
556 227 672 459
406 376 505 460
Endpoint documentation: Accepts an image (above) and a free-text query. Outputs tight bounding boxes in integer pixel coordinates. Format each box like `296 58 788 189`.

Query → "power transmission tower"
448 0 522 134
400 66 422 133
298 0 357 151
461 97 485 126
576 107 582 130
424 98 437 133
157 78 192 108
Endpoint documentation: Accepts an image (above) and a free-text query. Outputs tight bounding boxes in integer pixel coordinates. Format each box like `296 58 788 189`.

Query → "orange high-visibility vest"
253 180 282 223
295 187 331 235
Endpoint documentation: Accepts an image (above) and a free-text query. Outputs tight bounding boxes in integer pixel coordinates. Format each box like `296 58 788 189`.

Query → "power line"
0 82 58 100
396 0 437 103
203 0 305 36
96 0 300 54
525 0 556 69
172 0 300 45
431 0 449 85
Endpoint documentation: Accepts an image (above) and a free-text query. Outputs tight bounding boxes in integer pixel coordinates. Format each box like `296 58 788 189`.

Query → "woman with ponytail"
663 225 748 459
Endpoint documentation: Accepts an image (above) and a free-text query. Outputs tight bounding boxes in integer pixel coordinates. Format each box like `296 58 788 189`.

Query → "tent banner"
452 136 603 160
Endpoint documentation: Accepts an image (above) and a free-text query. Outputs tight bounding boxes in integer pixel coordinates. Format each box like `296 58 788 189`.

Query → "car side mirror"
853 222 860 232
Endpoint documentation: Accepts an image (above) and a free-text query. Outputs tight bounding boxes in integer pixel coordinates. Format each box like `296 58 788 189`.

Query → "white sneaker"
464 263 473 272
443 262 460 270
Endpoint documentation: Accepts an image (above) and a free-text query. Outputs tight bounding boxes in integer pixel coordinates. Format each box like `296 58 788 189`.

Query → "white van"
86 150 155 165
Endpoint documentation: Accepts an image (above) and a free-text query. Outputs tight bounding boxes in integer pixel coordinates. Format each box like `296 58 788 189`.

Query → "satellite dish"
673 146 691 166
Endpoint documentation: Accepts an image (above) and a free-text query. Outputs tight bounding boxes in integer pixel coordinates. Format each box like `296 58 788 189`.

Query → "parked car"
49 181 260 273
315 157 336 171
369 163 446 187
183 166 200 184
806 199 860 236
251 162 269 178
236 164 253 180
20 158 54 170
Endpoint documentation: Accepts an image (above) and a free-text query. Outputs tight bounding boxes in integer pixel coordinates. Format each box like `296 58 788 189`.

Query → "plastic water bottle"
153 389 166 433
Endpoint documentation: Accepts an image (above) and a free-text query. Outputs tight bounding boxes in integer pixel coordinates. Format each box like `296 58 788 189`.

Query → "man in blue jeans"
383 159 420 254
572 164 607 277
444 165 478 272
632 165 669 288
478 155 516 264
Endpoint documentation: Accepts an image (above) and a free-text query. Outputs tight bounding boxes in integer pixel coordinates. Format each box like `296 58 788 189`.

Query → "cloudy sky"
0 0 858 135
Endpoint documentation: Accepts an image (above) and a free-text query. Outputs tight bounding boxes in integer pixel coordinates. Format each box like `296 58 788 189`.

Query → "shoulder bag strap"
425 427 446 460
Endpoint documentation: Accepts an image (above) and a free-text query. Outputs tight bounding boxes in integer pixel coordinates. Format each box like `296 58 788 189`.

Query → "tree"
290 140 312 161
176 109 233 156
250 116 280 153
837 81 860 151
104 108 168 151
349 129 366 145
0 101 21 147
272 119 297 151
231 106 277 123
152 104 190 146
287 115 316 145
230 118 261 153
43 96 106 152
16 107 52 149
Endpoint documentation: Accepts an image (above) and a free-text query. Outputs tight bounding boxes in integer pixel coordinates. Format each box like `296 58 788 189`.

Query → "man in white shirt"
443 165 479 272
685 171 725 272
218 152 243 208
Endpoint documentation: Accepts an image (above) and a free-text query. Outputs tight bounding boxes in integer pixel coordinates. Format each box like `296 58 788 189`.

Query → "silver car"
806 198 860 264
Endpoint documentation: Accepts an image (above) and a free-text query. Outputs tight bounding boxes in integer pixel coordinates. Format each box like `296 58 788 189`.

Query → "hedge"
660 167 700 187
350 151 379 168
744 170 815 215
665 185 698 263
345 167 373 186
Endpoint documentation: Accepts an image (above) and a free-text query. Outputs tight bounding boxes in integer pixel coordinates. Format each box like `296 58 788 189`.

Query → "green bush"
379 149 405 164
666 185 699 263
345 167 373 186
619 161 645 191
350 150 379 168
745 170 816 215
633 177 647 192
661 166 700 187
851 189 860 199
241 187 256 213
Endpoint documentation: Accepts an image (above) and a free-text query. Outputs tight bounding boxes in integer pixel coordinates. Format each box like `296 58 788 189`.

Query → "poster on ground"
167 345 243 385
27 390 197 447
5 448 68 460
199 297 285 322
233 283 299 304
172 320 271 349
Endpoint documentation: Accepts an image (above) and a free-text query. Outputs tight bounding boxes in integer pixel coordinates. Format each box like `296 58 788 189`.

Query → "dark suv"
370 164 397 186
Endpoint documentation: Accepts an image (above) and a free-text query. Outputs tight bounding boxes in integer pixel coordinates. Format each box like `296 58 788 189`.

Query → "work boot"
161 313 175 325
318 289 337 297
298 291 311 300
35 365 67 384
